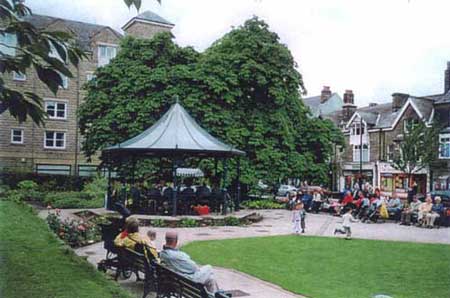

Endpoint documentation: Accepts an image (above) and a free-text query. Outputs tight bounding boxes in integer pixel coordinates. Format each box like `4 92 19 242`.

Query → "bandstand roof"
103 102 245 158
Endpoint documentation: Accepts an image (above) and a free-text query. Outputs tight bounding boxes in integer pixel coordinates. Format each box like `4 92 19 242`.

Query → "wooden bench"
116 247 156 298
116 248 230 298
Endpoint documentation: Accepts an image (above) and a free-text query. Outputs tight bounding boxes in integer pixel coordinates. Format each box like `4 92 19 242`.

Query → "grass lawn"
0 201 132 298
183 235 450 298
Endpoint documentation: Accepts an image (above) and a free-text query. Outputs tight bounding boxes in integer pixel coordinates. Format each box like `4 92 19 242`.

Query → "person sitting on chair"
386 193 402 221
160 231 223 295
425 197 444 228
400 195 421 225
417 195 433 227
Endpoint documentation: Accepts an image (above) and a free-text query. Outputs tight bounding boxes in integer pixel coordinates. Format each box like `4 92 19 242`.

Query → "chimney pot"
320 86 332 103
392 93 409 112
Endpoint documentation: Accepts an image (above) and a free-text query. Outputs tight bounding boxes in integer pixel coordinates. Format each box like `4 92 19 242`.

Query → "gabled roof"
345 96 434 131
302 93 343 117
122 10 174 30
25 14 122 52
104 102 245 157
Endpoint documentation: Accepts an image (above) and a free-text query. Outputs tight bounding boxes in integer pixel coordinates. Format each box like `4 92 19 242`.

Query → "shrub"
151 218 166 227
45 192 104 209
179 218 198 228
18 180 39 191
83 175 107 201
224 216 241 226
241 199 285 209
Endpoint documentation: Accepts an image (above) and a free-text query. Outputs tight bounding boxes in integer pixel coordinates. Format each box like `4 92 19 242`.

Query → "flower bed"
46 209 108 248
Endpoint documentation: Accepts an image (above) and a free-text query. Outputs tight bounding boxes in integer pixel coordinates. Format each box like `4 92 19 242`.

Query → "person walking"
334 208 358 239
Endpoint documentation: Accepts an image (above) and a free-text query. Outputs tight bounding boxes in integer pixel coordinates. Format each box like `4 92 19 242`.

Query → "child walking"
292 202 306 234
334 208 358 239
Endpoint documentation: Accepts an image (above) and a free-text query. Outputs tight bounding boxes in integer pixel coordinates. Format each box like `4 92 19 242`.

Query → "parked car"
277 185 297 196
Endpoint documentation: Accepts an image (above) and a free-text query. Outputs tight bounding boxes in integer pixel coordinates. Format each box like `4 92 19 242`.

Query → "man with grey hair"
160 231 220 295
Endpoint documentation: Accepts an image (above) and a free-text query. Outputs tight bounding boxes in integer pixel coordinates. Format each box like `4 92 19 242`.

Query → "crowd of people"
111 177 230 216
287 182 446 238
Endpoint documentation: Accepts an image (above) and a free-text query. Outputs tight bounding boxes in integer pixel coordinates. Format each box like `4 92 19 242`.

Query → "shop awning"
176 168 204 177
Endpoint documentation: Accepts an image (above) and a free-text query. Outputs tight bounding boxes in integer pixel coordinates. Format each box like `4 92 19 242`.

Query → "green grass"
0 201 132 298
183 236 450 298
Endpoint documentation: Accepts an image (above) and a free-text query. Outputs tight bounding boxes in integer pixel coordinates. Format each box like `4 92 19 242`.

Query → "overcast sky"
29 0 450 107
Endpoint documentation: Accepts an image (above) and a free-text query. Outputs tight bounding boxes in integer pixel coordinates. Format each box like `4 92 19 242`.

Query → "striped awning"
176 168 204 177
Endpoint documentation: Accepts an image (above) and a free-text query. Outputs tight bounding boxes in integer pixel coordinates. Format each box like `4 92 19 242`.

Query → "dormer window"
351 122 365 135
98 44 117 67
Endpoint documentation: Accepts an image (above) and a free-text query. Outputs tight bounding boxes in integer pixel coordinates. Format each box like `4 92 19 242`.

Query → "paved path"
45 208 450 298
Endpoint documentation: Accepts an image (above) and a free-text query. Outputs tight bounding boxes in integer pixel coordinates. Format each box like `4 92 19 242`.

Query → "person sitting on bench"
160 231 220 295
114 219 159 261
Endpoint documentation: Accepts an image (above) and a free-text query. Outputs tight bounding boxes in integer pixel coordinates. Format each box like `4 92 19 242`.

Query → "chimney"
445 61 450 94
342 90 356 122
320 86 332 103
392 93 409 113
369 103 378 107
343 90 354 105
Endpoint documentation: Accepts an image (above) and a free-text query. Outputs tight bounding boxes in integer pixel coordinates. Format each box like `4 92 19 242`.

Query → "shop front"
341 163 375 191
378 162 428 198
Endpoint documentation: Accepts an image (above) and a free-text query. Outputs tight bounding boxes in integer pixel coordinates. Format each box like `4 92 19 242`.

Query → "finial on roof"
173 95 180 104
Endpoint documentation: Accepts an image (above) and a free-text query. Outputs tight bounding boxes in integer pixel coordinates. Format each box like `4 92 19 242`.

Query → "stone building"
0 11 174 175
337 62 450 196
428 62 450 191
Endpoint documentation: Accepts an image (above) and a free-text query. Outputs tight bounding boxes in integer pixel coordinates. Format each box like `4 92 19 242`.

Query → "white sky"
29 0 450 107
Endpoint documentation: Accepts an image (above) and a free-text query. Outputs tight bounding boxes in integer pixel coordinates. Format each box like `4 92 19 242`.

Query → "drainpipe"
74 64 80 176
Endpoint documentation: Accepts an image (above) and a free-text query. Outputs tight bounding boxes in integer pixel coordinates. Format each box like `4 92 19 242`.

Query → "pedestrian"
311 189 322 213
334 208 358 239
292 202 306 234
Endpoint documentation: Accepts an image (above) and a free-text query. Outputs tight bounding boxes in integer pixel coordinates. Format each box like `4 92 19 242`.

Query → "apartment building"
0 11 174 176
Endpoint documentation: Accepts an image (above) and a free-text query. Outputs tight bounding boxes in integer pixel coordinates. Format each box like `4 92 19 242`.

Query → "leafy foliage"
179 218 198 228
79 18 343 189
392 121 440 182
0 0 85 124
241 199 285 209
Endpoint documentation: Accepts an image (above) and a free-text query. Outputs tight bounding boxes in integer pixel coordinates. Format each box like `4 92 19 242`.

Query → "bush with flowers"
46 209 102 248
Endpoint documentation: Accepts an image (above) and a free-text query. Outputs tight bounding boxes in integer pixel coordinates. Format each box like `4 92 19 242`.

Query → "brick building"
0 11 174 176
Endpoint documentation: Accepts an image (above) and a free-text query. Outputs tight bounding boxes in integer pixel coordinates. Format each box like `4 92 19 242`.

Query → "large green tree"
79 18 343 188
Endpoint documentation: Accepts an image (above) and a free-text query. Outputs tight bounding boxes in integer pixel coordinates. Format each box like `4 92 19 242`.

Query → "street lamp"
359 117 363 189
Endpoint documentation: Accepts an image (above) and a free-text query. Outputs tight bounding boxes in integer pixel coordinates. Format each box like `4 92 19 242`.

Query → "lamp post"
359 117 363 190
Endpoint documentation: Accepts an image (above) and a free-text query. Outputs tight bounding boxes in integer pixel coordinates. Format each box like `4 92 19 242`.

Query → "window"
44 131 66 149
353 144 369 162
351 122 365 135
98 45 117 66
403 118 419 133
10 129 23 144
12 71 26 81
440 134 450 159
45 101 67 120
36 164 71 175
0 32 17 56
386 144 395 162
